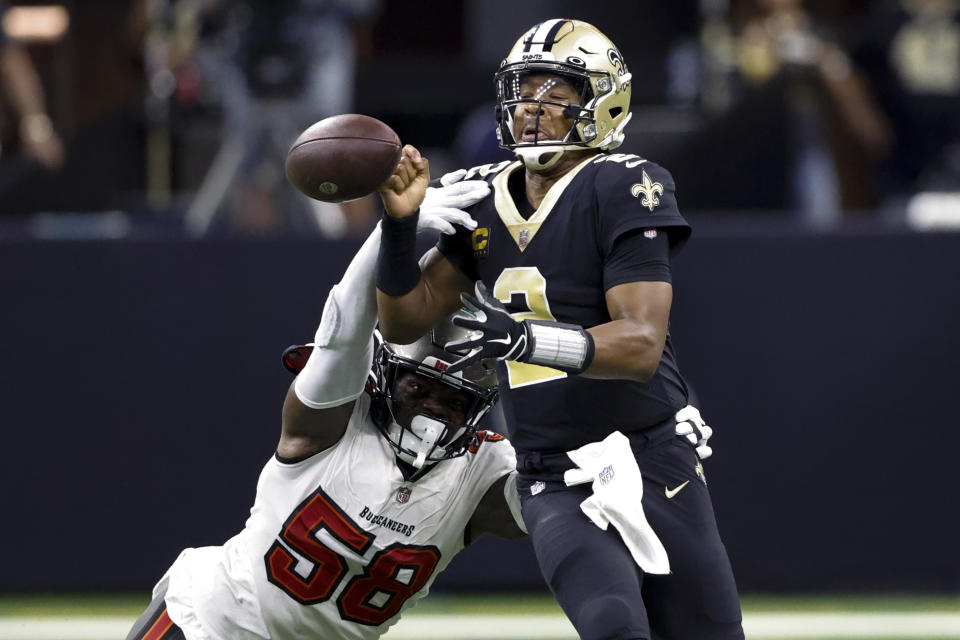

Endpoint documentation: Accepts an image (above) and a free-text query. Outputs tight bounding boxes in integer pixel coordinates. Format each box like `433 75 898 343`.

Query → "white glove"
675 405 713 460
438 168 468 186
414 172 489 235
563 431 670 575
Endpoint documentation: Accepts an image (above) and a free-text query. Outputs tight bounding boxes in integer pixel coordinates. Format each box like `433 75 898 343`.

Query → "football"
285 114 402 203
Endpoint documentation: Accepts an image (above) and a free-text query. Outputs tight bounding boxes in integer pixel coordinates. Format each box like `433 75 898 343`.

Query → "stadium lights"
1 5 70 43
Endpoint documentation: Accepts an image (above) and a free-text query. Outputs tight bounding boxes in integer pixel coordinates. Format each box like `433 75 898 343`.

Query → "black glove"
445 282 530 372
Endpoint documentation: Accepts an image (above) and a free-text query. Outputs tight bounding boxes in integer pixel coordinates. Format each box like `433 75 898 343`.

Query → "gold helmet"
495 19 633 164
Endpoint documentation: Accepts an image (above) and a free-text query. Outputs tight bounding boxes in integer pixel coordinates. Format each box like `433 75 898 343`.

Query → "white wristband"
524 321 595 373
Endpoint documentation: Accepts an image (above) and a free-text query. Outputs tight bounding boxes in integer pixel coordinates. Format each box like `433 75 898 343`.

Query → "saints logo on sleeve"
592 153 691 253
630 171 664 212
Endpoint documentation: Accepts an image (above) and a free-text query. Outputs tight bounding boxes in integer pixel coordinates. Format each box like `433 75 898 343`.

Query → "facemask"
385 407 467 469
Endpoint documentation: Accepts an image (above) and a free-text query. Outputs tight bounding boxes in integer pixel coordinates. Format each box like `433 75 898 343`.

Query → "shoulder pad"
428 160 516 189
591 154 675 193
592 155 678 214
591 152 650 170
589 155 690 250
462 160 517 184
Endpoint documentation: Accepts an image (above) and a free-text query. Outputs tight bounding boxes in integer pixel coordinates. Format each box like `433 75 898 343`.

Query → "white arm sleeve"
293 227 381 409
291 198 481 409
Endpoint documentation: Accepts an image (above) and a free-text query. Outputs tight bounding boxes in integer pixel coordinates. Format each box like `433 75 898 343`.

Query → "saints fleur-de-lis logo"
630 171 664 212
695 460 707 485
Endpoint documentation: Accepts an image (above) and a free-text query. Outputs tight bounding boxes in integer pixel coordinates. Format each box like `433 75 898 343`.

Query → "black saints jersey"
437 153 692 456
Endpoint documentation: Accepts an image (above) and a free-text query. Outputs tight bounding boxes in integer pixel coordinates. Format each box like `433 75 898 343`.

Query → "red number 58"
264 487 441 626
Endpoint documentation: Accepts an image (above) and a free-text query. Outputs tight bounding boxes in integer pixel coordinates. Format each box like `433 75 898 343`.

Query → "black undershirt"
508 168 536 219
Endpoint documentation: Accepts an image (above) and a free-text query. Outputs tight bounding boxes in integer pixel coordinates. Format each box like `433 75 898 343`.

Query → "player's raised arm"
281 182 481 458
279 226 382 459
376 145 475 345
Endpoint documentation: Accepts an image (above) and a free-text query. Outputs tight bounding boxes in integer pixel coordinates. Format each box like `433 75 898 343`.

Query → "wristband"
376 210 421 296
521 320 595 374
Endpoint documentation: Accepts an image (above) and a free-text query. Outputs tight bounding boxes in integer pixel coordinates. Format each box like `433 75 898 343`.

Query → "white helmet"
495 19 633 169
370 317 499 470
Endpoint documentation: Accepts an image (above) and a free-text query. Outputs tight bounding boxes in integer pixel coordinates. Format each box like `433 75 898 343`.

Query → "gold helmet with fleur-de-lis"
495 19 633 158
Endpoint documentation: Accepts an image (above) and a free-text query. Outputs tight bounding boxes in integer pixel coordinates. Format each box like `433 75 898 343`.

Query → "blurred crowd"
0 0 958 238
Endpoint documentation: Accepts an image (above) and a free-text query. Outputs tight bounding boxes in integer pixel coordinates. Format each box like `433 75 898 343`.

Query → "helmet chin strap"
515 145 566 171
597 111 633 151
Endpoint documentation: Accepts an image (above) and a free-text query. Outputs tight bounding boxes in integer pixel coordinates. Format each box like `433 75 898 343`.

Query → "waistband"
515 417 676 476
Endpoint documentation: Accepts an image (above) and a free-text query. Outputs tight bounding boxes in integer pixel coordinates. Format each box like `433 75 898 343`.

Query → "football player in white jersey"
125 183 525 640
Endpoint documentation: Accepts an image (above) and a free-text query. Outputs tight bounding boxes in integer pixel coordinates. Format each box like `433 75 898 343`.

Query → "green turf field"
0 592 957 639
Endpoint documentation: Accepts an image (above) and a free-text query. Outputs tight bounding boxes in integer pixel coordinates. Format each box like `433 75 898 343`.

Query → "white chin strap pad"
409 414 446 468
515 145 566 171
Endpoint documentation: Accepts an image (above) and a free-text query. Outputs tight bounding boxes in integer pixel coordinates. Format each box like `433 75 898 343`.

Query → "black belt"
516 418 676 475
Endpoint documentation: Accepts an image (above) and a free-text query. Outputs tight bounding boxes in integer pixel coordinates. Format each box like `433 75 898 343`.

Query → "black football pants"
518 436 744 640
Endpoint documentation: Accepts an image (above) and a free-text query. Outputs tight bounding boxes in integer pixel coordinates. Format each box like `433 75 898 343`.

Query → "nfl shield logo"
643 229 658 239
518 228 530 248
599 465 615 485
530 481 546 496
396 486 412 504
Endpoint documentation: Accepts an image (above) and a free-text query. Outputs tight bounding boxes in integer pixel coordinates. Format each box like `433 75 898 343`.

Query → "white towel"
563 431 670 574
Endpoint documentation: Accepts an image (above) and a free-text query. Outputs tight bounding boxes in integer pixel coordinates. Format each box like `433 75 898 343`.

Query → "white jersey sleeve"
159 394 516 640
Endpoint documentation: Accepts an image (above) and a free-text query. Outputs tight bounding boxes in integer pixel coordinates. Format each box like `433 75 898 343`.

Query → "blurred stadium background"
1 0 958 638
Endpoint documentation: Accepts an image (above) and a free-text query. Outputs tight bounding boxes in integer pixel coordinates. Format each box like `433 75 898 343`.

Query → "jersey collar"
492 156 595 252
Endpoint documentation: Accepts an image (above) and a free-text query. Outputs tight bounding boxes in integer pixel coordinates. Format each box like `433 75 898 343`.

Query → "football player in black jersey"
374 19 744 640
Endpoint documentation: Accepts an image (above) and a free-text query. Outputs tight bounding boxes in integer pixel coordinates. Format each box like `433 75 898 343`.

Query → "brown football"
285 114 402 203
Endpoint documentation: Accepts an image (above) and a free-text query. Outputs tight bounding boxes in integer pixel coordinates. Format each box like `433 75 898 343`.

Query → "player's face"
512 73 581 143
392 371 472 438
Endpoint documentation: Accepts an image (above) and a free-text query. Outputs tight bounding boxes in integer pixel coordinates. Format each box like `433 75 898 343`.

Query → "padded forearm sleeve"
294 226 381 409
523 320 595 374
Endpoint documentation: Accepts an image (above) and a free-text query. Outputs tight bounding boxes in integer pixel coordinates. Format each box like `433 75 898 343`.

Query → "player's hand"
425 176 489 210
444 282 531 372
675 405 713 460
437 168 468 186
379 144 429 219
416 178 488 235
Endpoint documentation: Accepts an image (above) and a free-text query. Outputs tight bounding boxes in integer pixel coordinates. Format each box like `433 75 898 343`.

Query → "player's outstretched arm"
281 196 481 459
376 145 476 345
279 226 384 459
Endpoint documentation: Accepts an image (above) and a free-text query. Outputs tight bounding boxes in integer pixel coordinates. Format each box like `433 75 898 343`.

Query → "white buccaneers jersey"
157 393 516 640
